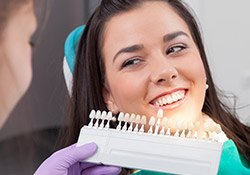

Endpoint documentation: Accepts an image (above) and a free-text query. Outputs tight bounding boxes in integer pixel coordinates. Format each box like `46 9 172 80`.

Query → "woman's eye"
121 58 142 68
166 45 186 55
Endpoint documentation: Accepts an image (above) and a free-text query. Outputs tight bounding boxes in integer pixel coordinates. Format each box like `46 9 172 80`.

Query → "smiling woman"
61 0 250 174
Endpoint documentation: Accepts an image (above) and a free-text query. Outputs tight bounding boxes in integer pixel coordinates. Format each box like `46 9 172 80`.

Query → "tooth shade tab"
124 113 130 122
104 111 113 129
215 124 222 133
182 121 188 130
167 118 173 128
204 122 210 132
194 121 200 129
188 122 194 130
160 127 165 135
96 110 101 119
116 112 124 130
157 109 164 119
141 115 147 125
129 114 136 123
202 132 207 140
149 117 156 126
89 110 95 119
107 112 112 120
94 110 101 127
180 130 186 138
148 117 155 134
166 128 171 136
99 111 107 129
161 118 168 128
101 111 107 119
187 131 191 138
154 110 163 135
88 110 96 127
128 114 136 132
176 120 183 129
118 112 124 121
135 115 141 124
193 131 198 139
133 116 140 133
122 113 130 131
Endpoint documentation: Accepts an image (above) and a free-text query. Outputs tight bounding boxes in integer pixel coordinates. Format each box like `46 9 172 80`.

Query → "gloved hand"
34 142 121 175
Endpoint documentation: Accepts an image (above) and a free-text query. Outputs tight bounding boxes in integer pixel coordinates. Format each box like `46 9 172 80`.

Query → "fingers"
81 165 122 175
80 162 100 170
51 142 97 169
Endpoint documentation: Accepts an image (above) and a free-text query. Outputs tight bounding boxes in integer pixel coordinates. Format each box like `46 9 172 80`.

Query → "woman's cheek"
181 55 206 81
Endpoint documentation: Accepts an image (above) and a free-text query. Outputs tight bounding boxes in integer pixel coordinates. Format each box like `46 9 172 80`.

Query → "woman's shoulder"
218 139 250 175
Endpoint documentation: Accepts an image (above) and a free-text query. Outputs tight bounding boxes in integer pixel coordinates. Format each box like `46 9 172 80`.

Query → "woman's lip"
150 89 189 110
150 88 188 103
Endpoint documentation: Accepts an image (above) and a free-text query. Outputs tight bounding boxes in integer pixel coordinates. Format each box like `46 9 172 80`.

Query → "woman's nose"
150 59 178 85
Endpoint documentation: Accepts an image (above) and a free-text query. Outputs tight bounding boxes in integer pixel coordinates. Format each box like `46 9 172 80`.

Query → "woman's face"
0 0 37 127
0 0 37 96
102 1 206 129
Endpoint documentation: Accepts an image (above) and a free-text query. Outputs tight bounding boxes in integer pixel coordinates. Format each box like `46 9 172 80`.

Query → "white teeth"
156 101 160 106
159 99 163 106
153 90 185 107
157 109 164 119
166 96 173 104
162 98 167 105
177 93 182 99
171 94 178 101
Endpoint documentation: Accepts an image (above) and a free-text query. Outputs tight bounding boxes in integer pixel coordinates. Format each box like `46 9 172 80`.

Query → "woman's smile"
149 89 189 110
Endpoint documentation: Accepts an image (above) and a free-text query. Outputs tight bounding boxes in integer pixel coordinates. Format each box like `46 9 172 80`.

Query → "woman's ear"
102 84 119 114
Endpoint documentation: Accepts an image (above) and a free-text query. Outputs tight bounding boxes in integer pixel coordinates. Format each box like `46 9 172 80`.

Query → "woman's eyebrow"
163 31 189 42
112 31 188 63
113 44 144 63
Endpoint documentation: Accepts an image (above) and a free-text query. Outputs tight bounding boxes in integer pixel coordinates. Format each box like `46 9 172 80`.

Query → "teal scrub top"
130 140 250 175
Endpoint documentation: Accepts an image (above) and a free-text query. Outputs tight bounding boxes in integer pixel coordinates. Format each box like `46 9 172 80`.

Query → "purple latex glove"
34 142 121 175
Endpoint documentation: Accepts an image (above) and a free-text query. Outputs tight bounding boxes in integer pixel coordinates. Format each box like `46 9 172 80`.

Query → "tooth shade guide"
87 110 223 141
78 111 223 175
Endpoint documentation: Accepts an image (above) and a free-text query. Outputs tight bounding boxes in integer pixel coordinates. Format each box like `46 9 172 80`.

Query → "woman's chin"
17 72 32 96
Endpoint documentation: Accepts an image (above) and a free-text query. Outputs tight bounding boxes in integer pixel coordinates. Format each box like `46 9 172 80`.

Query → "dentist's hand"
34 142 121 175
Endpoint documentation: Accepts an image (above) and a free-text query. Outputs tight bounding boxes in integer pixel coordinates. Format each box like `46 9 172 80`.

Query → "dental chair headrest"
63 25 85 95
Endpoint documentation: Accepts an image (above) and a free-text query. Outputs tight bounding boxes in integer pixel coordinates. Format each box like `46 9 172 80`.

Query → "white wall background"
184 0 250 125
